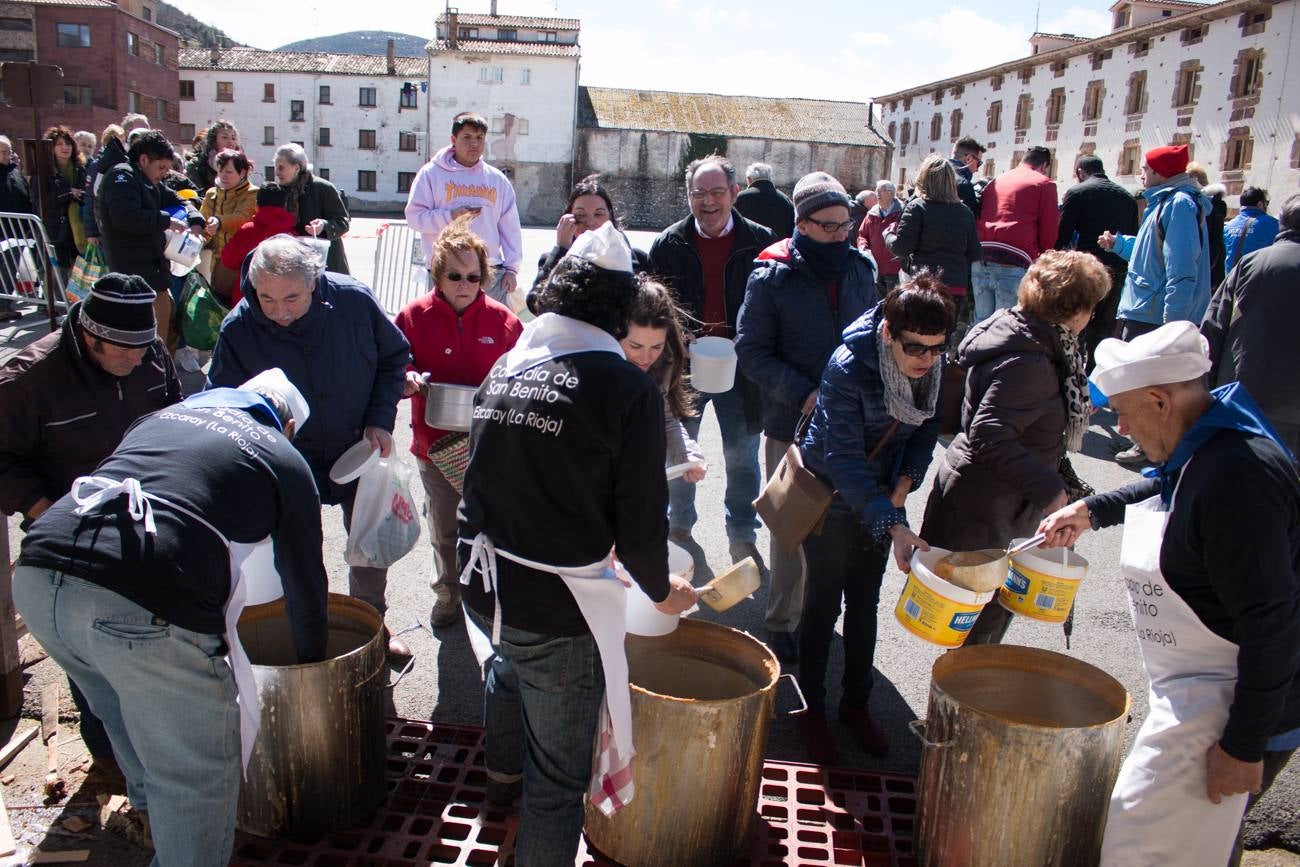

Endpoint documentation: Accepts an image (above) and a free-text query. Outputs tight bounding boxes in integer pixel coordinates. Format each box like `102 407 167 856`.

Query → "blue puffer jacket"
735 237 877 442
1223 207 1281 273
207 268 411 504
1114 176 1212 326
801 303 943 541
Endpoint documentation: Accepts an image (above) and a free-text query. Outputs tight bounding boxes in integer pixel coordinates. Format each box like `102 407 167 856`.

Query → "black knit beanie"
256 183 288 209
79 273 157 347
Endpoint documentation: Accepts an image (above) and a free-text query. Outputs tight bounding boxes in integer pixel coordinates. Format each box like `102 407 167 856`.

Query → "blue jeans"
670 382 761 544
470 610 604 867
971 262 1026 324
13 567 240 867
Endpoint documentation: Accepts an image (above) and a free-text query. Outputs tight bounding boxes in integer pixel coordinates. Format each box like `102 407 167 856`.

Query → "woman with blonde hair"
919 250 1111 645
885 154 981 306
396 215 523 628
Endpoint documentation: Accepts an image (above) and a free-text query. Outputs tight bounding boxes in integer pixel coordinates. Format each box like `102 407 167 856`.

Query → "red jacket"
220 206 298 272
976 164 1059 264
856 201 903 276
395 290 522 458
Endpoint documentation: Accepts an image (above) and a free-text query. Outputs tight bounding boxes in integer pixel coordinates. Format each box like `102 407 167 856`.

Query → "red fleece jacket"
220 206 298 272
976 164 1059 263
395 290 522 458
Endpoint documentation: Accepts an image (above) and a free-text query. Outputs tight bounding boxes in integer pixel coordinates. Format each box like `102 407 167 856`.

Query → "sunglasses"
899 338 948 358
444 272 482 284
806 218 856 234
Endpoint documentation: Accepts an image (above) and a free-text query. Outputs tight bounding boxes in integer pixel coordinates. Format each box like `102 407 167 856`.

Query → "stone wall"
574 127 886 230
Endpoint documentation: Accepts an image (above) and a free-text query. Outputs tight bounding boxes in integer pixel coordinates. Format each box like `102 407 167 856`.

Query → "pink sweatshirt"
404 145 523 272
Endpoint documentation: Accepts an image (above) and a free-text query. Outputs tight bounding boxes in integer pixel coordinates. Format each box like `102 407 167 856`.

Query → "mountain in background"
157 1 242 48
276 31 429 56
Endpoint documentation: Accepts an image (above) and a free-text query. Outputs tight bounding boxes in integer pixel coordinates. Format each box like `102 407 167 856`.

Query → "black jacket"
289 174 351 274
647 210 776 432
949 158 981 217
83 138 128 240
0 305 181 517
1207 190 1228 288
885 198 980 291
0 162 32 216
735 180 795 240
1203 231 1300 425
42 164 87 266
735 238 877 441
1086 430 1300 762
1055 172 1139 277
97 162 204 292
920 307 1069 552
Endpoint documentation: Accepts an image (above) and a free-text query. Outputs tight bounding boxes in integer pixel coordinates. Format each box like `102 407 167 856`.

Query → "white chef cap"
1091 321 1212 399
563 221 634 274
239 367 311 430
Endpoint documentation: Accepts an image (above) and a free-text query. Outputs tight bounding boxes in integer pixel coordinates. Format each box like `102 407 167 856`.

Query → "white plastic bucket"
163 229 203 271
625 542 694 637
689 337 738 394
303 236 331 263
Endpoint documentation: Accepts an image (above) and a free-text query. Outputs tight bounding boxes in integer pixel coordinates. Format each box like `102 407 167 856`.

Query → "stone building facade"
576 87 890 230
875 0 1298 206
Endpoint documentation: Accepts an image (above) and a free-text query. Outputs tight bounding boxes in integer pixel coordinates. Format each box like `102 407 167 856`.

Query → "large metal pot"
914 644 1130 867
422 381 477 431
235 594 387 842
584 619 794 867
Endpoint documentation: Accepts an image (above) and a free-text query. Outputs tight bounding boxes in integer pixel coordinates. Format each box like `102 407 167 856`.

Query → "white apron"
459 532 636 814
1100 462 1248 866
71 476 268 772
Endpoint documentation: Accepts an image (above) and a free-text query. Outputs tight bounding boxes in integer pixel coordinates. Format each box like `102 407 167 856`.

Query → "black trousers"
797 507 889 714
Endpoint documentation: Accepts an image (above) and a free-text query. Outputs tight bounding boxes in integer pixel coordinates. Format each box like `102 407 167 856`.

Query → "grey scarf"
1054 324 1091 452
877 335 941 426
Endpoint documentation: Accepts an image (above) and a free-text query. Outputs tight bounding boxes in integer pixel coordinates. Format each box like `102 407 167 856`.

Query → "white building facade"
875 0 1299 208
426 11 581 222
179 46 432 211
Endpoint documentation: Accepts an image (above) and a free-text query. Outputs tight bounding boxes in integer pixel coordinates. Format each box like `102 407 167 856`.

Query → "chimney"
447 9 458 49
386 38 396 75
209 45 220 66
490 0 498 15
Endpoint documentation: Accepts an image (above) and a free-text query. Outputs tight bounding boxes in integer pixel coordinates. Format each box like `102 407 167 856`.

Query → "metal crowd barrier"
369 221 429 316
0 211 66 333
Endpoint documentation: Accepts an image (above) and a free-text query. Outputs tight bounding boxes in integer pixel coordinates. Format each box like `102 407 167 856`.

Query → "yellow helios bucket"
895 547 996 648
998 539 1088 623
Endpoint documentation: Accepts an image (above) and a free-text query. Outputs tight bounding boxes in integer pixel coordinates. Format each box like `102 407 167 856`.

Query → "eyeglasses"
444 272 482 284
899 338 948 358
806 218 856 234
688 187 732 201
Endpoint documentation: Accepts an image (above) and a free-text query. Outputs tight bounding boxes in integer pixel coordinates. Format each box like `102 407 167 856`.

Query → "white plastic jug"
689 336 738 393
625 542 695 636
164 229 203 272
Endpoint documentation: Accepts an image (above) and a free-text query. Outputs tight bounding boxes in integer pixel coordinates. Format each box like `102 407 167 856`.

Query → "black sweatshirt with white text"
460 350 669 636
1085 430 1300 761
20 405 330 662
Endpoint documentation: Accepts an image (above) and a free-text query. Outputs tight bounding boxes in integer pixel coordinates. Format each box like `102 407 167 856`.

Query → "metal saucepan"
422 381 477 432
934 534 1046 593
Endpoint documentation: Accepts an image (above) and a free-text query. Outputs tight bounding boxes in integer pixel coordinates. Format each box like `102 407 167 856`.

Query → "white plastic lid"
665 460 705 481
329 439 380 484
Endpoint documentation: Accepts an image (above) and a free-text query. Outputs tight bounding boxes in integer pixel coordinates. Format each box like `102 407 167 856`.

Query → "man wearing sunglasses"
648 155 776 581
736 172 878 662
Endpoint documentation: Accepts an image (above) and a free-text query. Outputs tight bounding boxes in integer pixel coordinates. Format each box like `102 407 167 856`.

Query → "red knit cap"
1145 145 1189 178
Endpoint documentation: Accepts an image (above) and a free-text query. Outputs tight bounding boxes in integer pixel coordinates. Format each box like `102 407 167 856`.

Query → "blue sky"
170 0 1116 101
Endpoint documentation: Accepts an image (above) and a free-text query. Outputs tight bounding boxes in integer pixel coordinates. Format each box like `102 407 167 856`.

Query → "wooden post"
0 517 21 718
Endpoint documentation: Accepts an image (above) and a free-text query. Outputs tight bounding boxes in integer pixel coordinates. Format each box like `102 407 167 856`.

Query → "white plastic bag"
344 457 422 569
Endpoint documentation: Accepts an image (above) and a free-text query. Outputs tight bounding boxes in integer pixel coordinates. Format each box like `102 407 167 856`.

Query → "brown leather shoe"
797 712 840 765
839 705 889 757
429 583 463 628
386 631 412 659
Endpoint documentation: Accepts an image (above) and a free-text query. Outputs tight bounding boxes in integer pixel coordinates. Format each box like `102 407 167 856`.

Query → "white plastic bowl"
689 336 738 393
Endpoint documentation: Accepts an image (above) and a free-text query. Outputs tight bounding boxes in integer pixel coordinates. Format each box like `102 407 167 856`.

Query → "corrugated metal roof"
425 38 579 58
435 12 580 30
577 87 888 148
179 47 427 76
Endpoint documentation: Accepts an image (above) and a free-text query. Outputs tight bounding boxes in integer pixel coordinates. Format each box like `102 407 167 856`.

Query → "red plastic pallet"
228 719 918 867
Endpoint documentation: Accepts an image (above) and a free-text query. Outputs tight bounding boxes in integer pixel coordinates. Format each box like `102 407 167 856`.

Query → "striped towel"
588 700 634 816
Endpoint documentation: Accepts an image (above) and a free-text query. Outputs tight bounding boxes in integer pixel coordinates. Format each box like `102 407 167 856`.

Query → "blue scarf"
1145 383 1293 504
181 387 284 431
